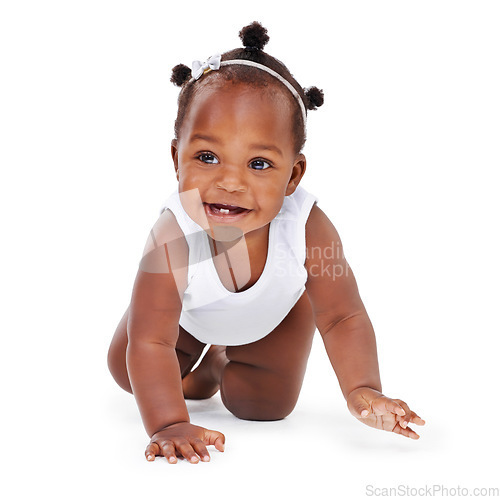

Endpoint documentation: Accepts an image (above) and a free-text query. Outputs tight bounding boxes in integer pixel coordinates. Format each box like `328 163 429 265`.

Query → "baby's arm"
127 210 225 462
304 205 425 438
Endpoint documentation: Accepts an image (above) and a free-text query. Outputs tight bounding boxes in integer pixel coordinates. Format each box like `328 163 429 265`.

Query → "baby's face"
171 82 305 239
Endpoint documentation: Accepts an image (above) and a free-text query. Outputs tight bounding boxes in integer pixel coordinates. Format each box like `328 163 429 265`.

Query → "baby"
107 21 425 464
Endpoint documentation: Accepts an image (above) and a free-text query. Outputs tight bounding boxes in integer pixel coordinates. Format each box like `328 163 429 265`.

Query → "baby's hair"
170 21 324 155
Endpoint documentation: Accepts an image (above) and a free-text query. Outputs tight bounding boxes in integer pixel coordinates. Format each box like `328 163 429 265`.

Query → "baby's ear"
285 154 306 195
171 139 179 178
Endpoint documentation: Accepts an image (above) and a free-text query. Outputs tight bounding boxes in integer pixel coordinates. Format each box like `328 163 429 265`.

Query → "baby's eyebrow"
190 133 220 144
189 133 282 156
249 143 282 156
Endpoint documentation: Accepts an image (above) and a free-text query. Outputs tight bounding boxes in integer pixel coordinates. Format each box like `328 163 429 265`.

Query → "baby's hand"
145 422 225 464
346 387 426 439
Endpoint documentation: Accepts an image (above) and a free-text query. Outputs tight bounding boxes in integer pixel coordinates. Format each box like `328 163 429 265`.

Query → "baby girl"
107 21 425 464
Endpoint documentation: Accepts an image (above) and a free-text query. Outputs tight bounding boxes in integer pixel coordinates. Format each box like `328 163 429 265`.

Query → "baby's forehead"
186 83 294 136
193 75 294 112
178 73 299 150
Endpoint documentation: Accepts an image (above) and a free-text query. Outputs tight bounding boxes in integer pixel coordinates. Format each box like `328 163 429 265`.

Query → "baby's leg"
183 291 316 420
221 291 316 420
181 344 227 399
107 305 206 394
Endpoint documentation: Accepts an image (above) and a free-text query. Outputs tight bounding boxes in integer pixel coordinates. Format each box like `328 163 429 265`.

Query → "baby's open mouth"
204 203 252 217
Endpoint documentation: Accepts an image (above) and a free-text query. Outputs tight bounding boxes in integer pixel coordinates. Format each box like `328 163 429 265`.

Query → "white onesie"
158 184 318 346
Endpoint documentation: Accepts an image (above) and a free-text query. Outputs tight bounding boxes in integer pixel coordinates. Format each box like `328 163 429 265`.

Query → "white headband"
189 54 307 125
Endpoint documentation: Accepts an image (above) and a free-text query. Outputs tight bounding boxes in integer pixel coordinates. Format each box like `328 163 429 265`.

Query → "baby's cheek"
178 190 209 227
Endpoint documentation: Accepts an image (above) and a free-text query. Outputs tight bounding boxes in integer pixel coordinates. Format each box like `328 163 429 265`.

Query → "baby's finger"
372 396 405 417
393 422 420 440
203 429 226 452
177 439 201 464
191 438 211 462
145 442 160 462
346 392 372 418
412 415 426 426
400 413 426 429
393 400 411 428
394 400 425 429
158 440 178 464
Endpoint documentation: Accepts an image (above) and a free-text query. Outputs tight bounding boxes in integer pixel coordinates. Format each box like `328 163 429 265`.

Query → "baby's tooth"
220 208 230 214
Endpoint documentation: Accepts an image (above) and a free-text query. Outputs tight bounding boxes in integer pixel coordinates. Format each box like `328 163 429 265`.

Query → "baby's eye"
197 153 219 164
250 159 272 170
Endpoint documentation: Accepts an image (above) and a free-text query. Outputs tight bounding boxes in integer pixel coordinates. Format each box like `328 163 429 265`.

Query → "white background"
1 1 499 498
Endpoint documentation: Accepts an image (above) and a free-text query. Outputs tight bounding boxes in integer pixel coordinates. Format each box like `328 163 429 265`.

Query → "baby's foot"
182 345 227 400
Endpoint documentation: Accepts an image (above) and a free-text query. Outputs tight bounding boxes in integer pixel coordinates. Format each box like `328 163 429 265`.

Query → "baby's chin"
203 223 245 243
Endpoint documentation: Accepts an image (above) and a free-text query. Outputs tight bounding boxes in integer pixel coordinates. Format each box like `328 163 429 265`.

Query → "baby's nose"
215 165 247 192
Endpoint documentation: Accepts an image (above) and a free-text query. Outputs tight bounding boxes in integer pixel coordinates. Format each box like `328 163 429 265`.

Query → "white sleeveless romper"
158 184 318 346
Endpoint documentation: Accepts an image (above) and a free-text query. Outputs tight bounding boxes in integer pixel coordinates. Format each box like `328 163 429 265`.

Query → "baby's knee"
220 363 296 421
107 342 133 394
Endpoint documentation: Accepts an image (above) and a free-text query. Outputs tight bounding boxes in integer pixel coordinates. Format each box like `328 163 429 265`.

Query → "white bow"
192 54 221 80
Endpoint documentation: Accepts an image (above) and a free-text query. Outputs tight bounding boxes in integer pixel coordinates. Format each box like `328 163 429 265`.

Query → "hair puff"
239 21 269 51
304 86 324 110
170 64 192 87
